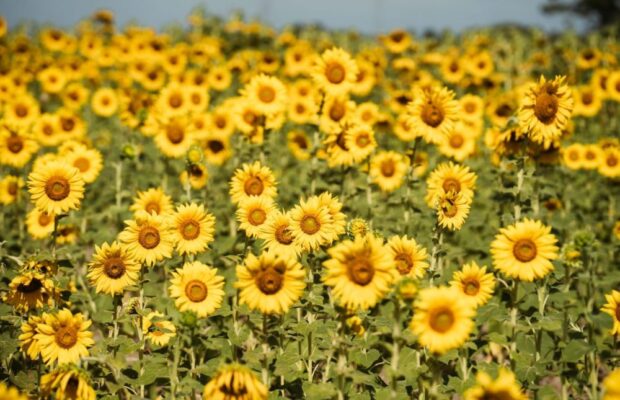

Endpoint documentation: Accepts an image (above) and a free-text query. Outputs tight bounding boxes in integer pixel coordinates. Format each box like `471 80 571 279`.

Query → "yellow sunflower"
463 368 527 400
87 241 141 295
66 145 104 184
41 364 97 400
287 130 312 161
603 368 620 400
203 364 268 400
319 95 355 134
406 86 459 144
573 85 602 117
602 290 620 335
318 192 347 240
409 286 475 354
28 161 85 215
258 210 301 259
180 163 209 189
169 261 226 317
118 211 175 267
450 262 495 308
369 151 408 193
425 162 477 207
0 175 24 205
312 47 359 96
242 74 288 115
345 124 377 163
153 116 197 159
582 144 603 170
562 143 585 170
519 75 573 149
91 87 119 117
35 309 94 365
236 196 277 238
130 187 174 217
323 234 398 310
387 235 429 279
235 251 306 315
460 94 485 123
4 95 40 129
229 161 278 204
289 195 335 251
34 113 63 147
143 311 177 347
3 271 57 313
172 203 215 255
490 219 559 282
19 315 43 360
438 122 477 162
599 147 620 178
0 382 28 400
0 127 39 168
436 190 472 231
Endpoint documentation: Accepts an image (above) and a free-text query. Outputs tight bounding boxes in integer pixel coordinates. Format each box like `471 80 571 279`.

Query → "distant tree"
542 0 620 28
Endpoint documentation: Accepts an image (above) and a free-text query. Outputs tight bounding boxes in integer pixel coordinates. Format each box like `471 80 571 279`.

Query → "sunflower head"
28 161 85 215
203 363 268 400
169 261 226 317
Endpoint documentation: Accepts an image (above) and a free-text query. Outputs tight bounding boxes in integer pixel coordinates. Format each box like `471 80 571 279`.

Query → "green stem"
390 298 402 398
261 313 270 387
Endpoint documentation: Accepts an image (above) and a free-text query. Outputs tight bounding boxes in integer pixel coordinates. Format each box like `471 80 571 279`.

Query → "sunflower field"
0 8 619 400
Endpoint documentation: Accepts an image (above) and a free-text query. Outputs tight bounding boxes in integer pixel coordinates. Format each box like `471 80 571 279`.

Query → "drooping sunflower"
28 161 85 215
258 210 301 259
369 151 408 193
425 162 477 207
35 309 94 365
242 74 288 115
463 368 528 400
323 234 398 311
289 196 335 251
229 161 278 204
0 382 28 400
169 261 226 317
87 241 141 295
235 252 306 315
409 286 475 354
436 190 472 231
143 311 177 346
118 211 175 267
450 262 495 308
171 203 215 255
387 235 429 280
0 127 39 168
41 364 97 400
312 47 359 96
130 187 174 217
236 196 277 238
66 145 104 184
519 75 573 149
0 175 24 205
203 363 268 400
3 271 57 313
406 86 459 144
490 219 559 282
602 290 620 335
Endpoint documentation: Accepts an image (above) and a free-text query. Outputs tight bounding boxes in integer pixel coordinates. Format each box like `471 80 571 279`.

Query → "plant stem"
261 313 270 387
390 297 402 398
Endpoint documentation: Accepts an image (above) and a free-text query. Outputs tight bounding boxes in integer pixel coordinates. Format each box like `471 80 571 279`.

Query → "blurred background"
1 0 609 33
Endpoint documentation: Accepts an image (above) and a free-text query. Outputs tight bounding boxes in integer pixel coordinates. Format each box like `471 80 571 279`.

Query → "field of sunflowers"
0 8 619 400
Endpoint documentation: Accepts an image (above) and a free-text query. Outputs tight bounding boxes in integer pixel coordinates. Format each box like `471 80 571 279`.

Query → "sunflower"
258 210 301 259
573 85 602 117
323 234 398 310
87 241 141 295
19 315 43 360
41 364 97 400
351 60 376 97
436 190 472 231
155 83 189 117
393 114 418 142
203 134 233 166
318 192 347 240
406 86 459 144
602 290 620 335
312 47 359 96
236 196 276 239
91 87 118 117
35 309 94 365
242 74 288 115
519 75 573 149
576 48 601 70
169 261 226 317
28 161 85 215
288 97 319 125
490 219 559 282
450 262 495 308
460 94 485 123
599 147 620 178
381 29 412 53
603 368 620 400
345 124 377 163
409 286 475 354
425 162 477 207
154 116 197 159
207 65 233 92
229 161 278 204
38 67 67 94
319 95 356 134
369 151 408 193
66 145 103 184
323 128 356 167
130 187 174 217
118 211 175 267
143 311 177 346
0 127 39 168
289 196 335 251
562 143 585 170
438 122 477 162
34 113 63 147
3 271 57 313
203 363 268 400
608 71 620 102
582 144 603 170
172 203 216 255
287 130 312 160
0 175 24 205
388 235 429 280
235 252 306 315
463 368 528 400
0 382 28 400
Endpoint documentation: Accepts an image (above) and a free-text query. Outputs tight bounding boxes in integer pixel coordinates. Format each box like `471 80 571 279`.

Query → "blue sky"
0 0 583 33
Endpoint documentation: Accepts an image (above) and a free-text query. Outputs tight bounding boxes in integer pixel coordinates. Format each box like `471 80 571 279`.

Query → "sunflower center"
181 220 200 240
258 86 276 103
449 134 464 149
300 215 320 234
394 253 413 275
616 305 620 322
569 150 579 161
256 267 284 295
584 150 595 160
7 181 18 195
145 201 160 214
18 278 43 293
43 124 54 136
185 280 208 302
74 157 90 172
479 389 514 400
244 177 264 196
55 325 78 349
534 88 559 124
581 92 593 105
441 198 458 218
61 117 75 132
442 178 461 193
208 140 224 153
169 93 183 108
608 154 618 167
463 280 480 296
293 134 308 149
329 102 346 121
275 225 294 245
347 258 375 286
513 239 537 263
45 176 71 201
214 116 227 129
7 136 24 153
166 125 185 144
191 93 201 105
138 226 160 249
38 212 52 226
356 134 370 148
15 104 28 117
381 160 395 177
430 308 455 333
249 208 267 225
464 102 476 113
295 103 306 114
326 63 346 84
103 257 126 279
421 103 445 128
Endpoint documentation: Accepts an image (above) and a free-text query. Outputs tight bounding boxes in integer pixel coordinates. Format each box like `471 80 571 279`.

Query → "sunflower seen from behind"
118 211 175 267
171 203 215 255
28 161 85 215
35 309 94 365
87 241 141 295
169 261 225 317
203 363 268 400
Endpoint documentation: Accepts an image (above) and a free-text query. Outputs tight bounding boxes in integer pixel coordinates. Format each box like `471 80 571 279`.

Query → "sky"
0 0 584 34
